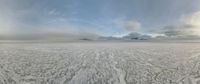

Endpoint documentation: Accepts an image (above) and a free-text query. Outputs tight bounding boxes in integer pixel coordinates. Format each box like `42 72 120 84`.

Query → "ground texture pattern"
0 43 200 84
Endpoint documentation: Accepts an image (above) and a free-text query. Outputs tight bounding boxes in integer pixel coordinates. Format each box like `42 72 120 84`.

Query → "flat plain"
0 42 200 84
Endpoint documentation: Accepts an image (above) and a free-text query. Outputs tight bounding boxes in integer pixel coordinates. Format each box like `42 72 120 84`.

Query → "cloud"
98 32 152 41
0 17 14 35
160 11 200 39
0 0 99 41
0 22 99 40
114 19 141 32
122 32 152 40
123 21 141 32
0 0 17 35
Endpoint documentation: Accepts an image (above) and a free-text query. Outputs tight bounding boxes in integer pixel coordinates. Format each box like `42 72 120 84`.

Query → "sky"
0 0 200 40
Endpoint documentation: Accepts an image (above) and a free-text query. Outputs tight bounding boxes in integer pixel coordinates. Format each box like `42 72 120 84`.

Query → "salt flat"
0 42 200 84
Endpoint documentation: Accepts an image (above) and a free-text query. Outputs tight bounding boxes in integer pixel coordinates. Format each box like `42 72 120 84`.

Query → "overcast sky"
0 0 200 40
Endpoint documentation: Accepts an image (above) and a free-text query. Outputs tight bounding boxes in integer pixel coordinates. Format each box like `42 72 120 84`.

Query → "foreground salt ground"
0 42 200 84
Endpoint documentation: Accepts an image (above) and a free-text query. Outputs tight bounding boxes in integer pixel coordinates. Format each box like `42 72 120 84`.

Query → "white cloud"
124 21 141 31
0 1 99 41
114 19 141 32
122 32 152 40
180 11 200 36
161 11 200 39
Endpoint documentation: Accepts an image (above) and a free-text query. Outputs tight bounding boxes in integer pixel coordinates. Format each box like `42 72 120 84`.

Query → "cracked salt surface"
0 42 200 84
